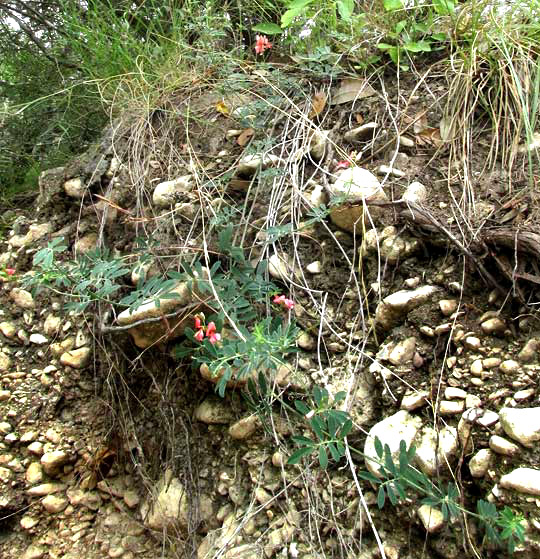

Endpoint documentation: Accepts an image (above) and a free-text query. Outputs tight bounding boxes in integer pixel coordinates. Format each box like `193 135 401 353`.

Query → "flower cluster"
273 294 294 310
254 35 272 55
194 316 221 344
1 267 15 281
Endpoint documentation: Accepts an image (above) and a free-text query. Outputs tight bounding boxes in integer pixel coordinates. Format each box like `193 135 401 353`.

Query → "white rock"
375 285 440 331
236 154 280 176
499 360 520 375
469 449 493 478
500 468 540 495
41 451 71 476
462 407 499 428
194 398 234 425
377 165 405 178
309 130 329 160
417 505 444 533
152 175 192 207
0 353 11 372
499 407 540 447
9 288 35 309
60 347 91 369
29 334 48 345
141 470 188 531
306 261 322 274
43 315 62 337
42 494 68 513
444 387 467 400
228 416 259 440
480 317 506 335
364 410 422 478
439 400 464 415
489 435 520 456
343 122 377 143
402 181 428 204
401 391 430 411
327 167 387 233
388 337 416 366
64 177 84 198
414 426 458 476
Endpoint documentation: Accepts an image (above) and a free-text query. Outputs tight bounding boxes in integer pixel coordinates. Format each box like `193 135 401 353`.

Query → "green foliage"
287 387 352 469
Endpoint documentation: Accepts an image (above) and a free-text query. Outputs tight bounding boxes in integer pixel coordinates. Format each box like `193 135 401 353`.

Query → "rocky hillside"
1 69 540 559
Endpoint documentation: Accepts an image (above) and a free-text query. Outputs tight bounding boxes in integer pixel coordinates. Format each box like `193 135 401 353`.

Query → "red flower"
5 268 15 276
194 328 204 342
194 316 203 330
335 160 351 170
254 35 272 55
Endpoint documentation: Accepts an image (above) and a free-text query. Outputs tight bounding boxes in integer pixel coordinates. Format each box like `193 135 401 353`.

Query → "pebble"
306 261 322 274
469 449 493 478
29 334 48 345
463 336 481 350
500 468 540 495
499 407 540 447
518 339 538 363
42 494 68 513
27 483 67 497
470 360 483 376
462 407 499 427
480 317 506 335
439 299 458 316
499 360 519 375
60 347 91 369
483 357 501 369
388 337 416 366
417 505 444 533
0 321 16 338
10 288 35 309
41 450 71 476
439 400 464 415
401 391 430 411
25 462 44 484
228 415 259 440
489 435 520 456
194 398 234 424
444 387 467 400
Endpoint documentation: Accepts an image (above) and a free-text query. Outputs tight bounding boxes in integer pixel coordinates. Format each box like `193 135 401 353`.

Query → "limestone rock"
417 505 444 533
388 337 416 366
60 347 91 369
469 449 493 478
401 391 430 411
25 462 44 485
41 451 71 477
499 407 540 447
200 362 256 389
489 435 520 456
236 154 280 177
374 285 440 331
364 410 422 478
152 175 193 207
0 321 16 338
27 483 67 497
500 468 540 496
414 426 458 476
22 545 46 559
359 226 419 264
64 177 85 198
229 415 259 440
8 223 52 249
141 470 189 532
327 167 387 233
43 315 62 337
42 494 68 513
117 275 207 348
343 122 377 143
402 181 428 204
518 339 538 364
10 288 35 309
74 233 98 255
194 397 234 425
309 130 329 160
499 360 520 375
480 317 506 335
29 333 48 345
0 353 11 372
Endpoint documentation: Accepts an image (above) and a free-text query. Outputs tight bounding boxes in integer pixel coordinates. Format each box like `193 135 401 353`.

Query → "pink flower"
335 160 351 170
283 298 295 310
273 294 294 310
206 322 221 345
254 35 272 55
194 328 204 342
194 316 203 330
5 268 15 276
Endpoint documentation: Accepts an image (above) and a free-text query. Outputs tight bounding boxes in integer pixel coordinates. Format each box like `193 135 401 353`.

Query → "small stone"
344 122 377 143
297 331 315 351
439 400 464 415
26 462 44 484
0 390 10 401
514 388 535 402
417 505 444 533
518 339 538 364
470 360 483 376
401 391 430 411
10 288 35 309
42 494 68 513
272 452 285 468
29 334 48 345
0 353 11 372
377 165 405 178
480 317 506 335
465 395 482 408
194 398 234 424
306 261 322 274
22 545 47 559
27 442 44 456
399 136 415 148
499 407 540 447
0 321 17 338
388 337 416 366
499 360 520 375
444 387 467 400
0 422 12 435
41 451 71 476
64 177 84 198
27 483 67 497
124 490 140 509
483 357 501 369
489 435 520 456
462 408 499 428
439 300 458 316
43 315 62 337
228 415 259 440
402 181 427 204
463 336 481 350
500 468 540 495
469 449 493 478
60 347 91 369
414 426 458 476
20 516 39 530
153 175 192 207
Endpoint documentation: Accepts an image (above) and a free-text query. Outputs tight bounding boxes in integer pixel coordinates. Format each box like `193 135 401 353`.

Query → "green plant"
288 392 526 554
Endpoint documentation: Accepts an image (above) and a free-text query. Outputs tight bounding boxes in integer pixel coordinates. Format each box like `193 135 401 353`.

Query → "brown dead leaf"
331 78 376 105
215 101 230 115
309 91 327 118
237 128 254 146
413 111 429 134
355 113 364 125
416 127 443 148
229 179 252 192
